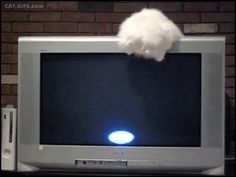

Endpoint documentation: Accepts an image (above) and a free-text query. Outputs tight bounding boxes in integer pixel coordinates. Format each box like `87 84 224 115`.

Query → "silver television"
17 36 225 175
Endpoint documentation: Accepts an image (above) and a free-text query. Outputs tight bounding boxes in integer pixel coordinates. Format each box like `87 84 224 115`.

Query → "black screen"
40 53 201 146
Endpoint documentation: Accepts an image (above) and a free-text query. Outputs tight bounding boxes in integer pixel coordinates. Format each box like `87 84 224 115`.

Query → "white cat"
117 8 183 62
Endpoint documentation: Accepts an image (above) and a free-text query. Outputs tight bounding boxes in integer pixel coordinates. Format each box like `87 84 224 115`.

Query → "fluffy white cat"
117 8 183 62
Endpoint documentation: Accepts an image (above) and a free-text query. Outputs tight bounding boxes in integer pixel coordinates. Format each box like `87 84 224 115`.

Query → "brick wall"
1 1 235 154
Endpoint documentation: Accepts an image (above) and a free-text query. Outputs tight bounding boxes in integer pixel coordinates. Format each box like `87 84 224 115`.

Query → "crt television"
18 36 225 175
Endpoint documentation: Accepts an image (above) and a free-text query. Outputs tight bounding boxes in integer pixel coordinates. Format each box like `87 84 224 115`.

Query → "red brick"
44 22 78 32
1 95 17 107
226 67 235 77
113 2 147 12
66 32 95 36
166 13 200 23
96 13 130 23
226 56 235 66
219 23 235 33
2 23 12 32
1 33 28 43
1 85 12 95
225 34 235 44
11 64 18 74
184 23 218 33
1 33 15 43
148 2 182 12
73 33 95 36
29 12 61 21
13 23 43 32
226 45 235 55
46 1 78 11
184 2 217 12
226 78 235 88
1 1 13 11
12 44 18 54
112 24 120 33
226 88 235 98
1 64 11 74
11 85 18 95
1 54 18 64
79 2 113 12
1 44 13 53
2 12 28 22
201 13 235 22
62 12 95 22
219 2 235 12
79 23 112 33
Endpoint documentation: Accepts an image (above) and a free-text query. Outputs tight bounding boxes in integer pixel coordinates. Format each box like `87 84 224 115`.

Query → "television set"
17 36 225 175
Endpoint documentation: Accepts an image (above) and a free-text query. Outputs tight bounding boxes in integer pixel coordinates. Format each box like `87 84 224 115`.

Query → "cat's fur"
117 8 183 61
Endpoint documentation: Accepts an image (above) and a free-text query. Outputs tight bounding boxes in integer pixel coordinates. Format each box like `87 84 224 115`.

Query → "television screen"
40 53 201 147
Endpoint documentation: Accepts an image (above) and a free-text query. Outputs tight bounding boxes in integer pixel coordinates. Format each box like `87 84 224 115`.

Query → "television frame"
17 36 225 175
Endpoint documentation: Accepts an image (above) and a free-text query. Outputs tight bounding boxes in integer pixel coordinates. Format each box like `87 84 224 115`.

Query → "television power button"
3 149 12 158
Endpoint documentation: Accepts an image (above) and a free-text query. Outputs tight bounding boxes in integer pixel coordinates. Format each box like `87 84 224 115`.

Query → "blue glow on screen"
108 130 135 145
